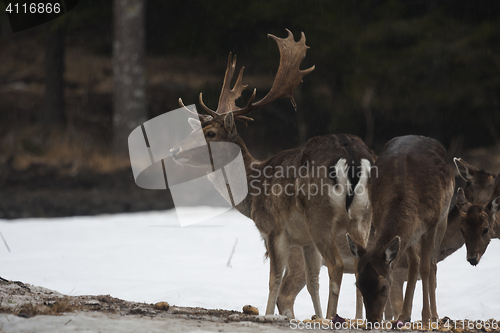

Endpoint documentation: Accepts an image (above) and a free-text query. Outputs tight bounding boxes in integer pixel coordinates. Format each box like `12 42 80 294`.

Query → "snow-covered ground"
0 208 498 321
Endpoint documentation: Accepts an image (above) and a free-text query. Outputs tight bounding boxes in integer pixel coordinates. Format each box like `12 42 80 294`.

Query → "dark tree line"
2 0 499 157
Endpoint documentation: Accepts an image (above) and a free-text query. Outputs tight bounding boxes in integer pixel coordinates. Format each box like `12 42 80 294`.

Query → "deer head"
347 234 401 322
169 29 314 167
456 186 500 266
454 157 497 203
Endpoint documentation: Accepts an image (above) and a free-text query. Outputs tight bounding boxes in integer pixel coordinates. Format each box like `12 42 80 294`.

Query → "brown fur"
456 178 500 265
375 160 498 320
278 204 468 320
170 30 371 319
347 135 455 323
171 114 375 319
454 157 497 204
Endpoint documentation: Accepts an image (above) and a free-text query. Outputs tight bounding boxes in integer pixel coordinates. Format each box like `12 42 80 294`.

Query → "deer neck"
232 135 261 173
371 204 420 267
437 206 465 262
218 135 260 219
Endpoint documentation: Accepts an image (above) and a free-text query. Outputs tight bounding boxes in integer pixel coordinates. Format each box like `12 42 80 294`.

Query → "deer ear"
384 236 400 266
487 195 500 215
347 234 366 259
456 188 470 211
188 118 202 130
224 111 235 133
454 157 478 182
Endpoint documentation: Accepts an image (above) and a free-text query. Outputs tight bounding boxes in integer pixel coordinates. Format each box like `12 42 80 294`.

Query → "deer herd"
169 30 500 323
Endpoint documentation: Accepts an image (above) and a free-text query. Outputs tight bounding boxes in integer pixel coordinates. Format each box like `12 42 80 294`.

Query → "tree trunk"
113 0 147 156
42 26 66 127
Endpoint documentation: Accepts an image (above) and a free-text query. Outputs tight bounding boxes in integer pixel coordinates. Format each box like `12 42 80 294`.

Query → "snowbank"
0 208 498 321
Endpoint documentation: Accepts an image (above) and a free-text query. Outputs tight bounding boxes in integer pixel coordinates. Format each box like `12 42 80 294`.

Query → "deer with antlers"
347 135 455 323
169 30 376 319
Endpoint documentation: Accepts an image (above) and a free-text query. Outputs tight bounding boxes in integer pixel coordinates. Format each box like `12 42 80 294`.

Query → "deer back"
348 135 454 322
248 134 375 237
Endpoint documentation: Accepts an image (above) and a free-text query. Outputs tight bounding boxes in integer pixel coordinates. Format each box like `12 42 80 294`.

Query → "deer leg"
265 231 289 316
277 247 306 319
304 191 344 319
324 244 344 319
398 245 419 322
419 230 436 324
302 244 323 318
429 214 446 321
355 279 364 319
353 256 364 319
428 257 438 322
308 231 343 319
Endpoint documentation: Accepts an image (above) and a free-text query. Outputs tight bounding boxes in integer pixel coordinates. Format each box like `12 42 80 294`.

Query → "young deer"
169 30 375 319
384 158 498 319
347 135 455 323
278 158 497 320
456 174 500 265
278 207 458 320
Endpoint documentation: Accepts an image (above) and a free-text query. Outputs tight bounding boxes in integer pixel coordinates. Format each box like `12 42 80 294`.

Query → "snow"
0 208 499 322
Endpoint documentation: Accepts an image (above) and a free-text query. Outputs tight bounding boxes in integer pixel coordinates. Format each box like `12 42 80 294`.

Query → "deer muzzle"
467 253 480 266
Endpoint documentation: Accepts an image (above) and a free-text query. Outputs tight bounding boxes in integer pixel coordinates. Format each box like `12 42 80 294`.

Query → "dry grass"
1 125 130 174
0 298 81 318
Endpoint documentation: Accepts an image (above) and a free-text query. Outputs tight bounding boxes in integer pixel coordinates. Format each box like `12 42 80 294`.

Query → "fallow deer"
278 158 497 320
384 158 499 319
347 135 455 323
456 174 500 266
169 30 376 319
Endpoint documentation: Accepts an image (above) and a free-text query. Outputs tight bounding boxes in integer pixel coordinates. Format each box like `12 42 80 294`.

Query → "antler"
198 29 315 122
178 97 199 117
199 53 248 116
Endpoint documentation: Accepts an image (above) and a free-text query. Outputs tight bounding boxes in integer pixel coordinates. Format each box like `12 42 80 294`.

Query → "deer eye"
483 228 489 235
380 285 387 293
206 131 216 138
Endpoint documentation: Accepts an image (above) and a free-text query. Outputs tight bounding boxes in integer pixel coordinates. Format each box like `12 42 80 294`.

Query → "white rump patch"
329 158 349 211
348 159 371 220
